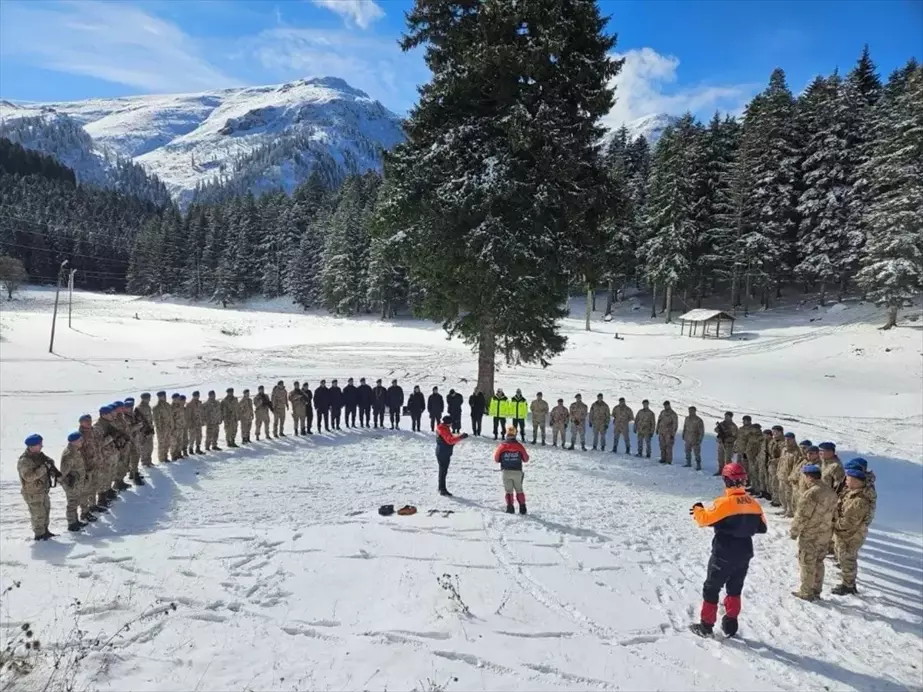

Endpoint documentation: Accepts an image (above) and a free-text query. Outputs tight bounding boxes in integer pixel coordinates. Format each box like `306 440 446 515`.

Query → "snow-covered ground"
1 289 921 691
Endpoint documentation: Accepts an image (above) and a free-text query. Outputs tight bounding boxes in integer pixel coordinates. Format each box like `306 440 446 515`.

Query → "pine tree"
700 113 741 304
322 176 371 315
856 62 923 328
290 207 329 309
378 0 619 394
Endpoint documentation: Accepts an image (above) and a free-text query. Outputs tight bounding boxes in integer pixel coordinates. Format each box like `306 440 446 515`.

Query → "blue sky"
1 0 920 125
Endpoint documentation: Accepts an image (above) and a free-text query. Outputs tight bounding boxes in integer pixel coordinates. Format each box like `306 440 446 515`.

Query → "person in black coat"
329 379 343 430
371 379 387 428
302 383 314 434
446 389 464 433
357 377 373 427
386 379 404 429
343 378 359 428
313 380 330 432
408 386 426 431
427 387 445 431
469 390 486 436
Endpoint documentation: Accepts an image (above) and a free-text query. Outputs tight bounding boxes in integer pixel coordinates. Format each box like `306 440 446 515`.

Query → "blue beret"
226 387 234 393
67 431 82 443
807 445 820 453
845 468 866 480
140 392 151 399
772 425 784 431
156 391 167 397
845 458 868 471
192 391 200 397
99 405 112 415
24 434 43 446
124 397 135 405
784 432 795 439
79 414 91 422
800 439 812 446
171 393 180 399
179 395 187 400
818 442 836 451
802 464 821 474
112 401 124 408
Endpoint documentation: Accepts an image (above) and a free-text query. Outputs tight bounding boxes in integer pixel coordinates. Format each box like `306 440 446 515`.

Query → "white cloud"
241 27 426 114
311 0 384 29
0 0 239 93
604 47 756 128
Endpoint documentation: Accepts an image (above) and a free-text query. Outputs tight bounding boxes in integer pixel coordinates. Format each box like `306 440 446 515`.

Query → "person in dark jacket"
435 415 468 496
446 389 464 433
357 378 373 427
494 425 530 514
343 378 359 428
469 390 486 436
386 380 404 429
427 387 445 431
408 386 426 431
313 380 330 432
689 462 767 638
328 379 343 430
302 383 314 434
372 379 387 428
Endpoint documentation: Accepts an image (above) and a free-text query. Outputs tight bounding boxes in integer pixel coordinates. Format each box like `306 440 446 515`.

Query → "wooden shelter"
678 309 736 338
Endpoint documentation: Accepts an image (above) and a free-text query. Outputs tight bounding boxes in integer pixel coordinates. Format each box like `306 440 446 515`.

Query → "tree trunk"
585 283 592 331
591 287 597 312
665 284 674 323
661 287 668 313
606 279 614 315
650 283 657 319
731 271 740 312
882 304 898 330
477 319 497 398
818 282 826 307
743 272 751 316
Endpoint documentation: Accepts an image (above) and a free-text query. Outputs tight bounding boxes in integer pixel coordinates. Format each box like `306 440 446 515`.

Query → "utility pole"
49 260 68 353
67 268 76 328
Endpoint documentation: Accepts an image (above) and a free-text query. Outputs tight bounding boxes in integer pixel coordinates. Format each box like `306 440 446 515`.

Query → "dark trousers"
373 408 385 427
316 408 330 431
450 411 462 433
438 458 450 492
429 414 440 431
492 417 506 438
411 413 423 431
513 418 525 441
304 407 313 433
331 407 342 429
471 415 482 436
389 409 401 428
360 406 371 426
701 553 750 625
345 406 356 427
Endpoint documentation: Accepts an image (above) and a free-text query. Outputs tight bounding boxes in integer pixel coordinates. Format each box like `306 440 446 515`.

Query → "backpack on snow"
378 504 395 516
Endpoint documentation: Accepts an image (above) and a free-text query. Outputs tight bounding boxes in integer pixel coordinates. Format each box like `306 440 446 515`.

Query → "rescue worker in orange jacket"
435 415 468 497
494 425 530 514
690 462 767 638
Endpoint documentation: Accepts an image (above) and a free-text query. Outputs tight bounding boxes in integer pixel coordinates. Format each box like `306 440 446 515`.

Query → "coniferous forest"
0 11 920 353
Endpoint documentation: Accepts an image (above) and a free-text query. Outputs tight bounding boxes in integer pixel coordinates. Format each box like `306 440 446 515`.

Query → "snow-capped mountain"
623 113 680 145
1 77 404 206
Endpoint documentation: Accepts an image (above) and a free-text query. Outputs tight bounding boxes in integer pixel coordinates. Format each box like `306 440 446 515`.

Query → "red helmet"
721 463 747 482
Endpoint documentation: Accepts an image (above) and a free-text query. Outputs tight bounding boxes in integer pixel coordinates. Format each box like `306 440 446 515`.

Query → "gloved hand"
689 502 704 515
461 433 469 439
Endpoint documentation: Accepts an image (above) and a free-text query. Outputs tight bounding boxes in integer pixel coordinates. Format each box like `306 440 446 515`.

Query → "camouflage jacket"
682 414 704 443
60 444 86 490
715 419 738 444
777 442 802 483
530 398 549 424
635 408 655 435
18 450 54 496
136 402 155 436
171 402 187 431
221 395 239 422
589 401 610 428
550 405 569 428
92 420 116 458
656 409 678 436
612 404 634 429
271 386 288 410
152 400 174 433
253 393 272 413
734 424 756 453
791 479 837 543
237 396 254 422
569 401 588 425
821 456 845 491
186 399 203 427
79 424 101 472
203 399 222 425
769 436 785 460
289 389 308 413
834 488 872 538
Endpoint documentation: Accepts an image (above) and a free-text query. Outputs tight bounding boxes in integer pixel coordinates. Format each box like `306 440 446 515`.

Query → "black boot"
568 444 575 450
116 480 131 491
228 442 240 448
81 513 98 523
506 503 515 514
635 452 643 457
519 503 527 515
721 616 738 637
690 622 714 637
92 504 108 513
213 445 223 451
581 445 587 451
68 522 83 533
132 474 146 486
106 489 118 500
439 489 453 497
42 531 58 539
831 584 858 596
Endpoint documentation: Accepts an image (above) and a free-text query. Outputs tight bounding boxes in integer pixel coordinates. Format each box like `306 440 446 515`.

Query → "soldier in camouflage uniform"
93 406 117 504
745 424 765 494
656 401 678 465
60 431 88 532
611 397 634 454
832 464 873 596
18 434 59 540
568 394 588 451
682 405 705 470
776 433 801 517
124 397 147 485
221 387 240 448
152 391 173 464
589 394 610 451
550 399 568 447
714 412 738 476
634 400 655 458
178 395 190 456
734 415 755 469
78 414 103 519
289 382 308 436
112 401 132 488
271 380 288 437
253 385 272 440
238 389 254 444
530 392 549 445
790 463 837 601
818 442 845 491
790 443 818 513
170 394 187 461
767 425 785 504
757 429 774 498
203 391 222 451
187 391 205 455
136 392 155 467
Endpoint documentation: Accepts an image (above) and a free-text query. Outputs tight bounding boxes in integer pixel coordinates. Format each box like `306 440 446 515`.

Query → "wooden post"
49 260 68 353
67 268 76 328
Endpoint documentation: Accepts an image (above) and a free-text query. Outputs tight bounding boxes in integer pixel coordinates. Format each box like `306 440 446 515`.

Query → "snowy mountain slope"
2 78 404 205
623 113 680 144
0 290 921 691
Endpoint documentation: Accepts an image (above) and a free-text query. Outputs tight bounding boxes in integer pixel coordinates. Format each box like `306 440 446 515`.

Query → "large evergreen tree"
378 0 619 394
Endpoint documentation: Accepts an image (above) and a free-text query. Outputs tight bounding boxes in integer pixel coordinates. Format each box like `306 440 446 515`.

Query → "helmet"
505 425 518 437
721 463 747 482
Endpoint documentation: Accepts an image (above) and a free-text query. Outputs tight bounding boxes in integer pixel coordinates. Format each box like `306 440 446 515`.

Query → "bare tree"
0 255 27 300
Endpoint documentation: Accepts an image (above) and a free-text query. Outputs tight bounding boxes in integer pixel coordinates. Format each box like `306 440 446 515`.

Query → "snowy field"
1 289 921 692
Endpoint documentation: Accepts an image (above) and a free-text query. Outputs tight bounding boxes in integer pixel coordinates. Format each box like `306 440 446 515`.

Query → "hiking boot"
519 503 527 515
196 447 204 454
506 504 515 514
42 531 57 540
601 445 606 452
132 474 146 487
689 622 713 637
683 462 692 467
720 616 738 637
67 522 83 533
279 432 286 437
831 584 858 596
81 513 98 523
581 445 587 451
106 489 118 500
213 445 223 451
116 480 131 491
568 444 575 450
228 442 240 448
92 504 108 513
439 489 453 497
791 591 817 602
696 463 702 471
541 441 546 446
592 445 597 451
